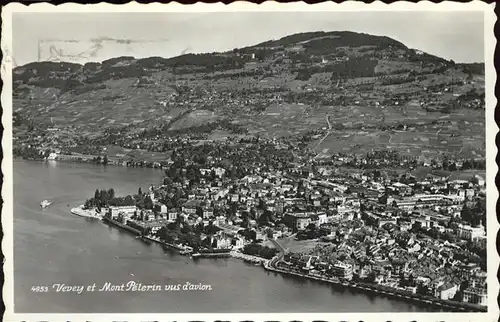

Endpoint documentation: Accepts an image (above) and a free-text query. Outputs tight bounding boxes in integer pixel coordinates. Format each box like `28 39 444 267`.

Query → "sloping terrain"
13 31 485 159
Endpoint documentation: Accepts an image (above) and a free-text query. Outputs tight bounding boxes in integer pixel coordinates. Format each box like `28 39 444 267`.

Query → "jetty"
192 252 231 259
142 235 193 255
230 251 269 265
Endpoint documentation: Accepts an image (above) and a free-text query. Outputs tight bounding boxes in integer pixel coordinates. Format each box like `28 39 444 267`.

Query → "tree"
163 177 173 186
306 223 316 230
100 190 109 203
144 196 154 210
83 199 93 209
108 188 115 200
378 194 388 205
443 232 457 243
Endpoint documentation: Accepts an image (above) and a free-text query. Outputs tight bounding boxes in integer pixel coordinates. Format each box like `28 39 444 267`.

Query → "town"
13 30 487 312
77 139 487 311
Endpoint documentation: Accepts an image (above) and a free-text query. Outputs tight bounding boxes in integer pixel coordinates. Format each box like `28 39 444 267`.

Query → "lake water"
13 160 433 313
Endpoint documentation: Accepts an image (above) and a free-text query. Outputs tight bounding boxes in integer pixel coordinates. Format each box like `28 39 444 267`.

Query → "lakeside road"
75 209 482 312
264 242 485 313
101 220 482 313
76 213 479 312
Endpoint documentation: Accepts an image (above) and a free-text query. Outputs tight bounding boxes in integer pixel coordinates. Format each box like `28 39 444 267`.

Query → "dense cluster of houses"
103 157 487 307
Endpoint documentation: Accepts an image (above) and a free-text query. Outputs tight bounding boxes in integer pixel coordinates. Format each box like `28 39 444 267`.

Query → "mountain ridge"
13 30 486 161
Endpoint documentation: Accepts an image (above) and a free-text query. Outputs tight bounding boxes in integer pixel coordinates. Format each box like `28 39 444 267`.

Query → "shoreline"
142 235 193 255
263 259 487 312
15 156 166 170
70 205 103 219
71 205 486 312
102 216 142 235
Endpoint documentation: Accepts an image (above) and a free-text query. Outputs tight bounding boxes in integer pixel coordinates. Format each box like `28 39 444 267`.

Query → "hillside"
13 30 486 161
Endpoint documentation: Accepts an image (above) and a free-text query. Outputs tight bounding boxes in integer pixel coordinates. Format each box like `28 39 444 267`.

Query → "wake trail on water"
48 195 84 206
113 255 156 261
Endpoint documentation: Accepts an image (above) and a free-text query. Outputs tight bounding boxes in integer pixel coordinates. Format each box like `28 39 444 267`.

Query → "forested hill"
13 30 485 160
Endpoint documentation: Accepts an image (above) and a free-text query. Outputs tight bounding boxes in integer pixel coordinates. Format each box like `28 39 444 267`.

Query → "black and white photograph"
2 2 497 321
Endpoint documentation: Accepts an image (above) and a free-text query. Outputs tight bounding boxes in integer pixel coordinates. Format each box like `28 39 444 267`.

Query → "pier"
230 251 269 265
192 252 231 259
142 235 193 255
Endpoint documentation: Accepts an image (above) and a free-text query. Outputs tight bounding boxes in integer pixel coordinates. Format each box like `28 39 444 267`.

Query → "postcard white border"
2 1 498 321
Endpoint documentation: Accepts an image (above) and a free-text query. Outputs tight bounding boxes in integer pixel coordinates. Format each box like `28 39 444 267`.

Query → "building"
463 287 487 306
392 259 408 276
330 261 353 280
435 283 458 300
210 232 232 249
379 217 398 228
399 221 412 232
283 212 327 231
47 152 58 160
182 200 202 214
203 207 214 219
391 182 413 196
275 200 285 215
159 203 168 214
109 205 137 219
231 236 245 249
311 213 328 226
458 224 485 241
395 194 452 210
166 211 178 222
283 213 310 231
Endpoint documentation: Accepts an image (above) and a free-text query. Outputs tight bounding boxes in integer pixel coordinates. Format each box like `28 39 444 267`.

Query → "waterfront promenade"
88 209 480 311
230 251 269 264
68 203 485 313
263 240 486 313
142 235 192 254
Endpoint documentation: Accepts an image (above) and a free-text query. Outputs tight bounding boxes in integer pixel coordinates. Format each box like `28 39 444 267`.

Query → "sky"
12 11 485 67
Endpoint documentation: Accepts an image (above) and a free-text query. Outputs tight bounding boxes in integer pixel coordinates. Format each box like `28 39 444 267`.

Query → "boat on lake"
40 200 52 208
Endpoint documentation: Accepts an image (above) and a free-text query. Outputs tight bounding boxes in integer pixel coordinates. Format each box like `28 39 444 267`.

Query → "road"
269 238 286 267
313 115 333 158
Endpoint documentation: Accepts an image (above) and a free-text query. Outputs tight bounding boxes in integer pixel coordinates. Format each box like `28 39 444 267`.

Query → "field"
169 110 221 131
241 102 327 137
277 235 331 255
307 104 485 158
313 129 484 158
14 38 486 164
104 145 170 162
